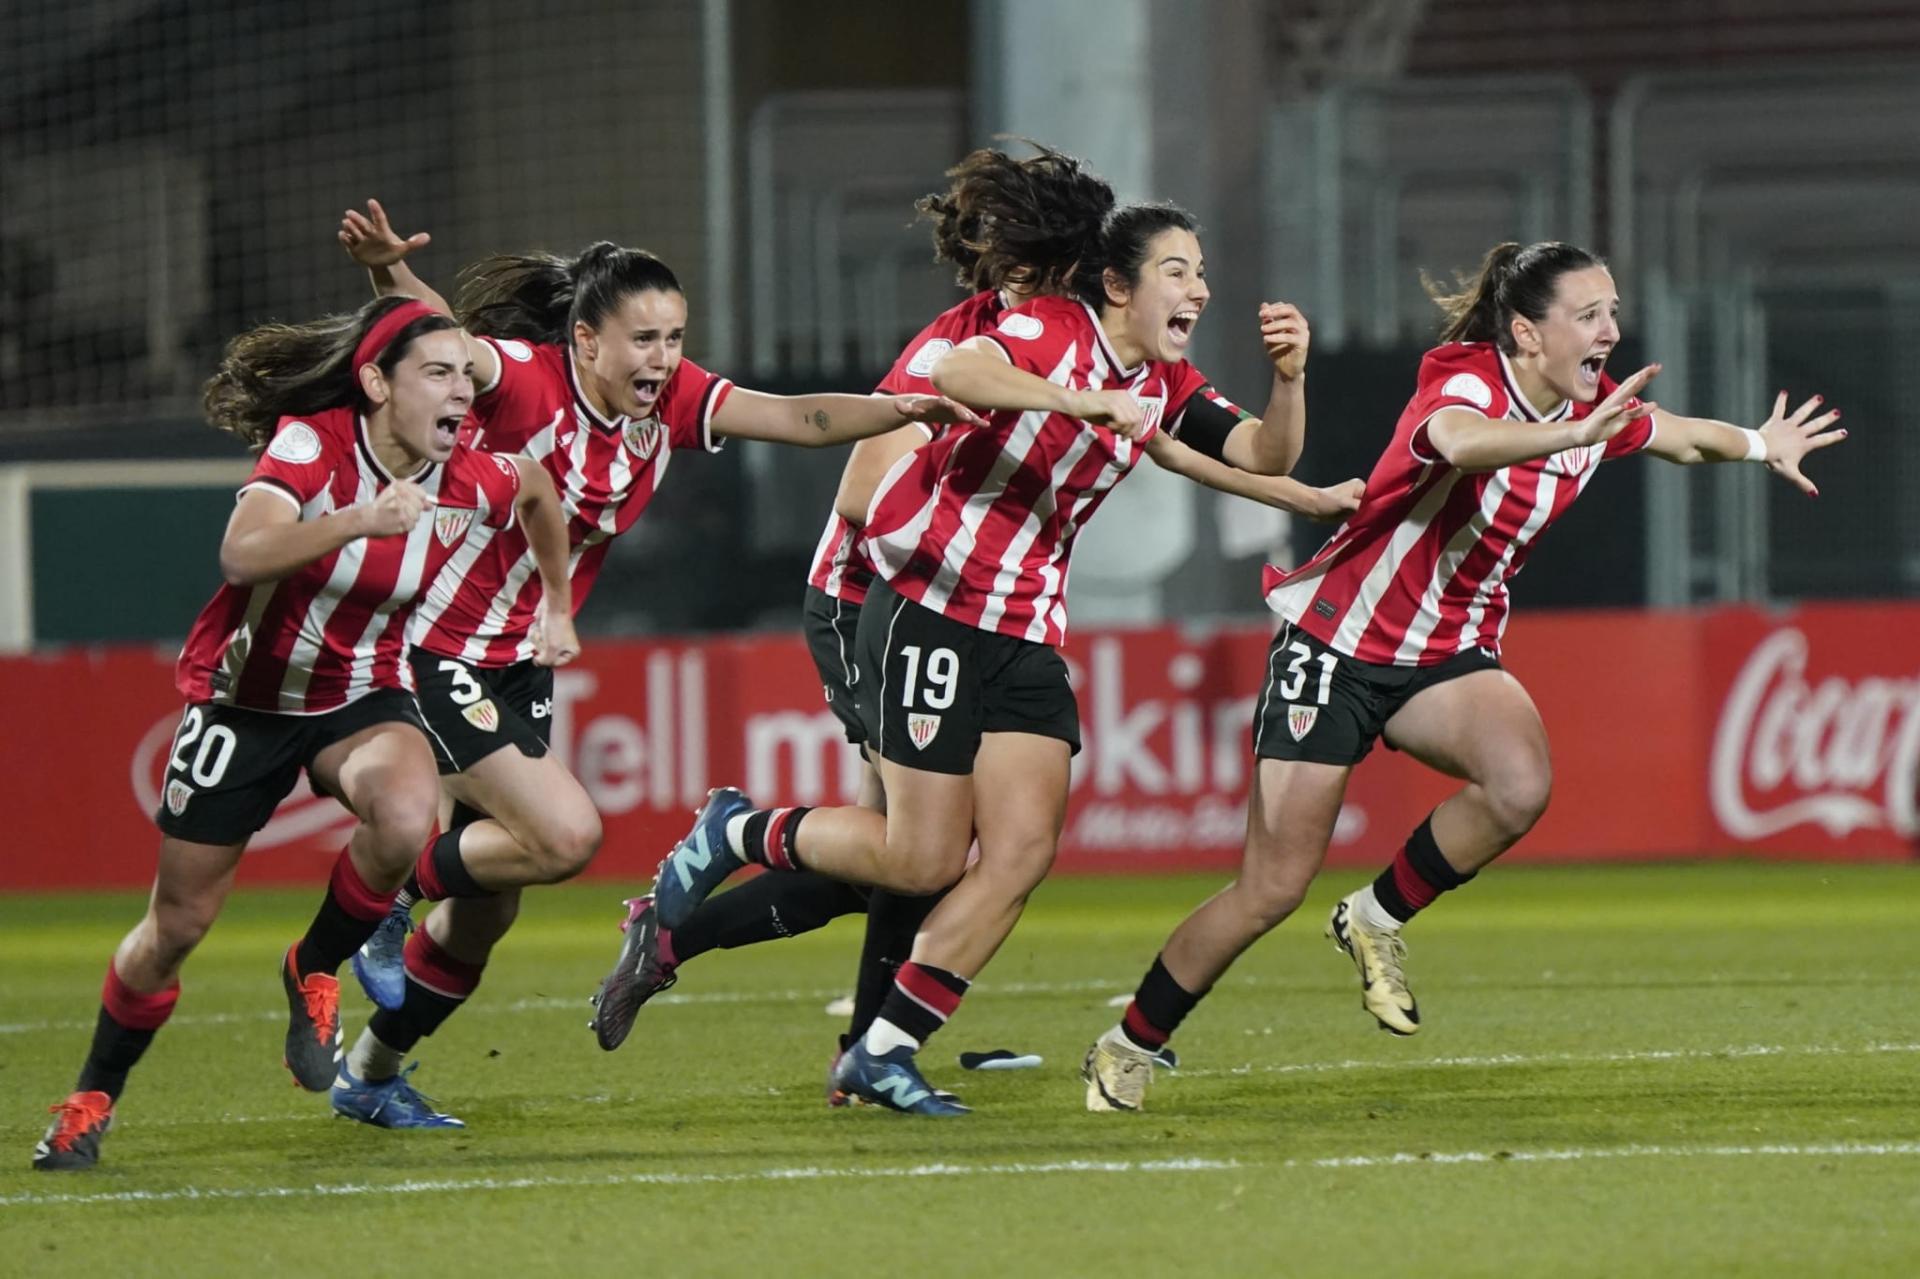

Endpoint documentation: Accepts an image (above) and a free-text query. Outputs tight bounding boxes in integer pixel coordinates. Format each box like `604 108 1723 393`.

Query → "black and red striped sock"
411 826 493 902
866 961 969 1052
1118 955 1203 1053
366 927 486 1055
75 964 180 1101
1369 815 1473 924
736 807 813 871
293 848 400 978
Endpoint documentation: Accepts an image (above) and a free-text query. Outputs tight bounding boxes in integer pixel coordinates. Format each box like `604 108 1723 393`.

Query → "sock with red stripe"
411 826 493 902
1364 814 1473 927
360 928 486 1078
862 961 969 1055
1117 955 1203 1053
294 848 400 978
74 964 180 1101
847 889 944 1044
730 807 813 872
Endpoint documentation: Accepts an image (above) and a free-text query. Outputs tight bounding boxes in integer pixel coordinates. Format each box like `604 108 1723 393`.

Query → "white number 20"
898 645 959 710
169 707 238 786
1277 641 1337 706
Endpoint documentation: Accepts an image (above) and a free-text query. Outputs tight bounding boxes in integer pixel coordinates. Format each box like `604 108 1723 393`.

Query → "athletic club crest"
623 417 661 460
164 780 193 816
907 713 941 750
434 506 475 548
462 698 500 733
1287 704 1319 742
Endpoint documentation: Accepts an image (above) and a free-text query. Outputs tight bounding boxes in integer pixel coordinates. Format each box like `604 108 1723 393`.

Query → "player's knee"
531 808 603 883
147 898 218 964
365 778 440 865
1232 869 1310 931
890 855 965 897
1486 756 1553 840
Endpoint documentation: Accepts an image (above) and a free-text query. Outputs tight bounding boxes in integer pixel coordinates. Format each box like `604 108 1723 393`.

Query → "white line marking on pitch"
9 1143 1920 1210
1180 1041 1920 1079
0 1158 1239 1209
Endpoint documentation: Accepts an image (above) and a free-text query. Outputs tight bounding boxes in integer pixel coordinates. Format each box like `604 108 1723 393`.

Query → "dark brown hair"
1425 240 1606 353
916 141 1115 295
1070 202 1199 310
455 242 682 345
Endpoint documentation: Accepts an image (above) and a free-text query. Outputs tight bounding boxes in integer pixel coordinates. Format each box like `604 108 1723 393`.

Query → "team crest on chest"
907 713 942 750
1131 393 1166 439
623 417 662 460
434 506 476 548
463 698 500 733
1287 704 1319 742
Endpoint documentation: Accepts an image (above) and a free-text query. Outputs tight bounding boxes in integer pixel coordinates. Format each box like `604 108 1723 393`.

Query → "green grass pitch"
2 863 1916 1276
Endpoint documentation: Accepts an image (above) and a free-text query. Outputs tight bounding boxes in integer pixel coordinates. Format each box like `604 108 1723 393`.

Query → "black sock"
424 827 492 900
872 962 969 1047
1119 955 1204 1052
735 807 813 871
1369 814 1471 923
669 871 867 964
848 889 944 1043
368 979 467 1055
74 1009 157 1102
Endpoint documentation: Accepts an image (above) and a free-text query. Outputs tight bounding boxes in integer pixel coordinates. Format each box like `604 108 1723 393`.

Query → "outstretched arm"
710 387 985 448
1646 392 1845 497
1428 364 1662 472
339 199 499 390
1145 433 1364 520
929 340 1146 433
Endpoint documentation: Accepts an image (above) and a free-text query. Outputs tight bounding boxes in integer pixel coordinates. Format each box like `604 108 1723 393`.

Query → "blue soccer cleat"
352 899 415 1012
829 1041 970 1116
331 1063 465 1130
652 787 754 931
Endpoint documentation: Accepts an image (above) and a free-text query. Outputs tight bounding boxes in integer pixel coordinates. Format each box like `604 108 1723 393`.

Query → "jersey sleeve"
978 302 1076 378
239 418 341 513
471 337 559 452
875 332 955 397
1165 366 1251 463
1404 352 1510 464
474 451 524 530
658 357 734 455
1594 372 1656 459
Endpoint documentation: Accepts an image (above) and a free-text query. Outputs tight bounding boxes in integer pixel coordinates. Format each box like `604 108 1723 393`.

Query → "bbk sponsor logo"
1710 626 1920 839
530 697 553 720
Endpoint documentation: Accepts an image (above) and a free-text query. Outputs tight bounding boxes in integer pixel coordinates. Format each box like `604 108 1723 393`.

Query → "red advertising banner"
0 602 1913 891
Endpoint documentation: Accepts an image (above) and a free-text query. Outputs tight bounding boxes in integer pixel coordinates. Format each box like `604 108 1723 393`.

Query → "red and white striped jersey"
1263 341 1654 665
805 289 1005 604
863 295 1216 646
176 407 522 714
410 338 732 665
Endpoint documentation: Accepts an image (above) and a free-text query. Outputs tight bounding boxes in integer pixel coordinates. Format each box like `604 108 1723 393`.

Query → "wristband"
1740 428 1768 462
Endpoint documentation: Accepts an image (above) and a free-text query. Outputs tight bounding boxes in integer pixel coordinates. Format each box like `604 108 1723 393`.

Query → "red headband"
353 299 440 372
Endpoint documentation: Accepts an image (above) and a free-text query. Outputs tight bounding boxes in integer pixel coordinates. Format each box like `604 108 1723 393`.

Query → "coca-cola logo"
1710 627 1920 840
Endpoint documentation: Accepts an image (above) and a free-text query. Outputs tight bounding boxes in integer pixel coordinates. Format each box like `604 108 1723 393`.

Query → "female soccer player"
589 150 1363 1082
30 297 577 1169
326 206 984 1124
651 202 1325 1113
1081 240 1846 1112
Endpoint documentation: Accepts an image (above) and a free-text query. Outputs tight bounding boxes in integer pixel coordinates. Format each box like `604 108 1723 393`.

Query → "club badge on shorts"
907 713 941 750
463 698 500 733
1287 704 1319 742
164 780 193 816
434 506 475 548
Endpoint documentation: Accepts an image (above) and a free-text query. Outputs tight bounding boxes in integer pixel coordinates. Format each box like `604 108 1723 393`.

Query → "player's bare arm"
929 340 1145 433
834 424 929 525
1220 302 1311 475
1143 433 1362 519
338 199 500 391
1646 392 1845 497
218 482 432 587
1427 364 1660 472
509 458 579 667
710 386 985 448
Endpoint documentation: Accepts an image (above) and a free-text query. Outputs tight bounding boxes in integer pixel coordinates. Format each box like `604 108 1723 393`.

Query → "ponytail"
455 242 682 346
1425 240 1603 352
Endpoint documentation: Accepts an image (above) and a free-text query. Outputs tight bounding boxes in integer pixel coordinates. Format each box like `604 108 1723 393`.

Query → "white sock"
724 813 752 857
1350 884 1405 934
346 1027 405 1082
862 1017 921 1057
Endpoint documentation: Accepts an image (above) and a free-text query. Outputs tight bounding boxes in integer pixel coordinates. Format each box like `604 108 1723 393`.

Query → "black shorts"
410 651 554 774
802 586 867 745
855 578 1080 776
154 689 427 846
1252 622 1502 766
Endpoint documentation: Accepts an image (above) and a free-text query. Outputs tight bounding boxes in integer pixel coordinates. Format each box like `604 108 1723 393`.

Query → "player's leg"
1084 758 1350 1111
333 892 519 1129
33 835 246 1170
1324 664 1549 1035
